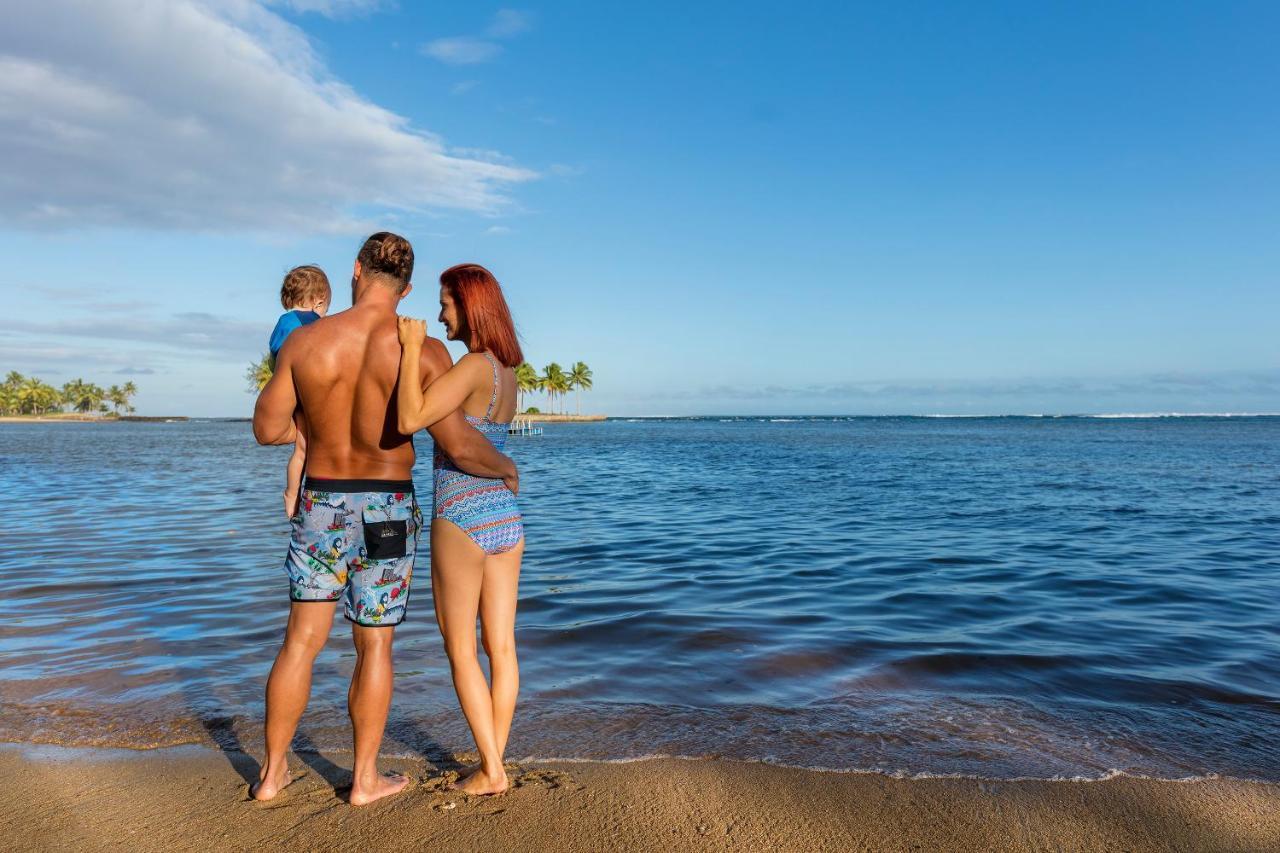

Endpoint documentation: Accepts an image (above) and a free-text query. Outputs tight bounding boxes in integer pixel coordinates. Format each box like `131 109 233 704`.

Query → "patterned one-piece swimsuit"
432 351 524 554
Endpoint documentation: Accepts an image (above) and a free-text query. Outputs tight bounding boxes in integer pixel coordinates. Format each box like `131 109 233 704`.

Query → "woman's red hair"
440 263 524 367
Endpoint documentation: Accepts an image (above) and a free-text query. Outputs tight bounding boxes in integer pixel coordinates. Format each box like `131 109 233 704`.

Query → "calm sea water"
2 417 1278 780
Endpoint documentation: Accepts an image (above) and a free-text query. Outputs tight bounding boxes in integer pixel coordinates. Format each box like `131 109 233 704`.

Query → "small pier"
508 414 543 436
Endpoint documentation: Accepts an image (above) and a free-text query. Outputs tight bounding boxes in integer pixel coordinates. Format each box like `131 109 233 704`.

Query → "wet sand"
3 745 1278 852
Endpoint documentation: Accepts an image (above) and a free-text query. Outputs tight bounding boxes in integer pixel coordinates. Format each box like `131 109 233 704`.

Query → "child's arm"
395 317 487 434
283 422 306 518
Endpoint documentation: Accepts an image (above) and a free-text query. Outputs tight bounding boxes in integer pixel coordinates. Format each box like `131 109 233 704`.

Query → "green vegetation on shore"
521 360 592 415
1 371 137 416
247 353 595 416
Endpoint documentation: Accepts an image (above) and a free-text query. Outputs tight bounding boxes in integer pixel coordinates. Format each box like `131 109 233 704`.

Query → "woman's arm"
396 316 484 434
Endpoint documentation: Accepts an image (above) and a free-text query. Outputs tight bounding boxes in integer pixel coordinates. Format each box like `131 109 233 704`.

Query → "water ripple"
1 416 1279 779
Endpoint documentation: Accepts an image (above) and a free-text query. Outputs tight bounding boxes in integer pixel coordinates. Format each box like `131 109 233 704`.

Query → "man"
251 232 518 805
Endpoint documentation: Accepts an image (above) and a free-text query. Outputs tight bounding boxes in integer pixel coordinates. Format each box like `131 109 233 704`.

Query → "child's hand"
397 316 427 348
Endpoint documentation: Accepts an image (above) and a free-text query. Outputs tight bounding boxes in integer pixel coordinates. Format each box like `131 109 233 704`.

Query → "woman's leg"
480 538 524 758
431 518 509 794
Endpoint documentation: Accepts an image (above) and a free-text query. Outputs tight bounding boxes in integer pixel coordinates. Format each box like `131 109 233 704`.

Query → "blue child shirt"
269 310 321 358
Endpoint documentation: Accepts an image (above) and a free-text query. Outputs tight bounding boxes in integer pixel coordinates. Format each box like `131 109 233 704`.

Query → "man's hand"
503 463 520 497
397 316 427 349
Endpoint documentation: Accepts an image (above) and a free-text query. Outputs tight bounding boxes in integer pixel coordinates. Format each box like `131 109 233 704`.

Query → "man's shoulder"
419 337 454 378
423 337 451 359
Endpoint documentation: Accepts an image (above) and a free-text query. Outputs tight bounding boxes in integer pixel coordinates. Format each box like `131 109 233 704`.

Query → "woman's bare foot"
451 767 508 796
349 771 410 806
250 765 294 801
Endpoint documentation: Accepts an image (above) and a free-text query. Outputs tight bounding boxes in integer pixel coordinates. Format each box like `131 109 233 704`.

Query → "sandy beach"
4 744 1278 852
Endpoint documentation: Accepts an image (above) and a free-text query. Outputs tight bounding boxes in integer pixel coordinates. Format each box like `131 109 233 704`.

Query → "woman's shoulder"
459 350 505 369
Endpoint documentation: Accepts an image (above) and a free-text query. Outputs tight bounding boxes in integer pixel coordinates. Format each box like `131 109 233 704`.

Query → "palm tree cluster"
1 371 137 416
516 361 593 415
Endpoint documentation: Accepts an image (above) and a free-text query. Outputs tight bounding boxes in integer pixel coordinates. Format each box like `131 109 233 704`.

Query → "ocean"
2 416 1278 780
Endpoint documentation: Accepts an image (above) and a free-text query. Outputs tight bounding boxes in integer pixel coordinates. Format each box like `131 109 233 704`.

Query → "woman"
396 263 524 796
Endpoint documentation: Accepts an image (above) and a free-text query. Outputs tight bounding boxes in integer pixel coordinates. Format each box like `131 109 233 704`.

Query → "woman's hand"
397 316 427 349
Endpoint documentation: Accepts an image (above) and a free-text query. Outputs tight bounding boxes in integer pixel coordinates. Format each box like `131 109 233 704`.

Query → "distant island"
1 371 138 418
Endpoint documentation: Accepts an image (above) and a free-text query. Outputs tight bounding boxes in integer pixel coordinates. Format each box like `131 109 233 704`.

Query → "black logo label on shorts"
363 520 408 560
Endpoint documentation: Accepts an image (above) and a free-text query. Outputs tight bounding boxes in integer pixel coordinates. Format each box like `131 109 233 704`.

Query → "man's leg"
347 623 408 806
254 600 338 801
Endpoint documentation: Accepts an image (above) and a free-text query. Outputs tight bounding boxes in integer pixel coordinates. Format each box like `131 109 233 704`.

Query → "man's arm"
429 411 517 486
253 343 299 446
418 338 518 490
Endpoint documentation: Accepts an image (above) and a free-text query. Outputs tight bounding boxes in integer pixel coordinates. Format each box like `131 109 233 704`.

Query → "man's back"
286 303 412 480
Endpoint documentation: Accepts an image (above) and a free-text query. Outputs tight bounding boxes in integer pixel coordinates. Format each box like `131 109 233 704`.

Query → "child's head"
280 265 331 315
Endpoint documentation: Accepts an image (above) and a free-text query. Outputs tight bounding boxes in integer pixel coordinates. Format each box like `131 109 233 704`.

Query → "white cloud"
451 80 481 95
421 36 502 65
485 225 512 235
0 0 534 233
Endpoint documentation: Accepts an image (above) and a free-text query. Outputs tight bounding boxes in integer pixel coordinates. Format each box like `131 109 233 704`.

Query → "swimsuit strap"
481 351 500 421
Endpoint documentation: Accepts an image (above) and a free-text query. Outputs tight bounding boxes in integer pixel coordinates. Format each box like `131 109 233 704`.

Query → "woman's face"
438 286 461 341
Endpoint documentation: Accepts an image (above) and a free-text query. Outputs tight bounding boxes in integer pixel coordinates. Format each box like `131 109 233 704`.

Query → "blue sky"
1 0 1277 415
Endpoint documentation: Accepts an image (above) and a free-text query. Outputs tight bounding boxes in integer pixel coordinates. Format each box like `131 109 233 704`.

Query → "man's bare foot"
451 767 508 796
349 771 410 806
250 766 294 801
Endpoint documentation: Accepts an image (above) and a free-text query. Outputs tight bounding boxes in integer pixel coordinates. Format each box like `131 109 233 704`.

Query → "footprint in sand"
513 769 581 791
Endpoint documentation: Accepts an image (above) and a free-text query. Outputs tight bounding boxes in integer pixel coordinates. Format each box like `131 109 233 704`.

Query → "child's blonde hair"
280 265 330 310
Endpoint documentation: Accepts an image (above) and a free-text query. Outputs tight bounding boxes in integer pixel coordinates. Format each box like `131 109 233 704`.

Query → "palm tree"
106 385 129 415
20 377 61 415
515 362 539 414
541 363 565 414
121 381 138 413
568 362 593 415
60 379 104 414
554 372 571 414
3 371 24 414
60 379 82 412
246 353 273 393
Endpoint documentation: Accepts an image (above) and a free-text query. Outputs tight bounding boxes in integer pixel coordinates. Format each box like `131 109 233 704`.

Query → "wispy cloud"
268 0 391 18
486 9 533 38
0 312 264 358
421 9 533 66
0 0 535 234
421 37 502 65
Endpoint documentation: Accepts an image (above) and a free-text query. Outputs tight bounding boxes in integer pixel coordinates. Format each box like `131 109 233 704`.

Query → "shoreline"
3 743 1278 851
0 414 189 423
522 413 607 422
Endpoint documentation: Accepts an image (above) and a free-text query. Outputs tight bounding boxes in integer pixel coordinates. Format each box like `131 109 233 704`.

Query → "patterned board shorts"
285 478 421 627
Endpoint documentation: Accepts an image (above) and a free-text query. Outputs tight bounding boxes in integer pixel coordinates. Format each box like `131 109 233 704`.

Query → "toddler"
270 265 330 517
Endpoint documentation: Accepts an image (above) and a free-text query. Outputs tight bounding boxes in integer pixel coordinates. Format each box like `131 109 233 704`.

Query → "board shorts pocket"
362 517 407 560
360 498 417 556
